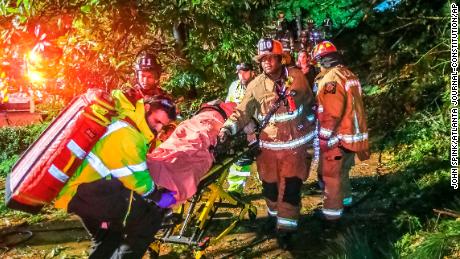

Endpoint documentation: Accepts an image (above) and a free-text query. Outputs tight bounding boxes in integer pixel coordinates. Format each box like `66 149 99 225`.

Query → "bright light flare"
27 70 45 84
28 51 42 64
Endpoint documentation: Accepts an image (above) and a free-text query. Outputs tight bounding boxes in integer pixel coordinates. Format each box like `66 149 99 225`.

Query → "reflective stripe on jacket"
315 65 369 153
224 67 315 150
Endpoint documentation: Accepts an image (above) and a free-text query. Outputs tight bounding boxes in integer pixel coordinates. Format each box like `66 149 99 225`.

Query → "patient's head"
144 96 176 134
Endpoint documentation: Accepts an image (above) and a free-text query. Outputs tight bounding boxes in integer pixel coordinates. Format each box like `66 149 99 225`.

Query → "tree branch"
433 209 460 218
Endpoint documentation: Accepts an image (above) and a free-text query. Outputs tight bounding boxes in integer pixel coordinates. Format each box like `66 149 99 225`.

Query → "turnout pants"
317 147 355 220
68 179 163 259
256 146 311 231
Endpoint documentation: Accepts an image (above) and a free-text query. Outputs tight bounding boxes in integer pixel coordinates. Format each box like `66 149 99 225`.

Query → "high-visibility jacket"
55 92 156 210
225 80 246 104
224 67 316 150
315 65 369 155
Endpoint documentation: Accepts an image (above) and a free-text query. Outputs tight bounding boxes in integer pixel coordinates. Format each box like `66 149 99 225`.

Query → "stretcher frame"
150 142 258 259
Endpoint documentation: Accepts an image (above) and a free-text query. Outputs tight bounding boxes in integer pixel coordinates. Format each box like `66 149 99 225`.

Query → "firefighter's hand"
218 127 231 143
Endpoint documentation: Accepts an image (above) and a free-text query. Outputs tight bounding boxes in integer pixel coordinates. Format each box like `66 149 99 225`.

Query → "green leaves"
80 5 91 13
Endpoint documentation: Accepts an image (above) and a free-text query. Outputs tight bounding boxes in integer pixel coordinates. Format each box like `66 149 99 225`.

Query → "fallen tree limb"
433 209 460 218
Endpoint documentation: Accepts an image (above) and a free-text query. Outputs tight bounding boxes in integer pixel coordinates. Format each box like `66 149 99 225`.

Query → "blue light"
375 0 401 12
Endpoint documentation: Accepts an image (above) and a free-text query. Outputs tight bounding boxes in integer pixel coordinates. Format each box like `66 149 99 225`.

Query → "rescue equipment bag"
5 89 115 214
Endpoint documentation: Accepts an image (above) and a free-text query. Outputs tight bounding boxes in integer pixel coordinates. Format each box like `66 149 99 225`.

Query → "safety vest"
225 80 246 104
54 120 155 210
315 65 369 153
55 91 156 210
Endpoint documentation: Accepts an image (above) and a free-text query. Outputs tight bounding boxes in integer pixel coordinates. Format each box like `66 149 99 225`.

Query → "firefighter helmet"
254 38 288 63
312 41 337 60
135 51 161 73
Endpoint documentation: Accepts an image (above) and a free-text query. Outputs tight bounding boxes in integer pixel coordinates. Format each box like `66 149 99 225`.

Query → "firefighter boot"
276 229 294 250
260 214 277 235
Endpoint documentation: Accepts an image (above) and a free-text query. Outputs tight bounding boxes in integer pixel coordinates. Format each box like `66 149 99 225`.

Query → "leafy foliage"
396 219 460 258
0 0 272 108
0 123 48 176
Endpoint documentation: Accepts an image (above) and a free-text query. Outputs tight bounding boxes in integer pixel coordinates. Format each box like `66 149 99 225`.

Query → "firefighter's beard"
241 78 251 86
145 113 159 137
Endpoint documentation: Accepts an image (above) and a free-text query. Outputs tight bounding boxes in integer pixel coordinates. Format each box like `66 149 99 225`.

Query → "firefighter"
124 50 177 145
55 95 177 258
297 30 310 53
225 63 254 103
312 41 370 221
124 50 167 104
218 38 315 248
225 62 256 194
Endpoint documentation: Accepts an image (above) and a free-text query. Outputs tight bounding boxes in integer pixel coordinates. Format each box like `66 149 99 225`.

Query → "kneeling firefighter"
219 38 316 248
54 93 177 258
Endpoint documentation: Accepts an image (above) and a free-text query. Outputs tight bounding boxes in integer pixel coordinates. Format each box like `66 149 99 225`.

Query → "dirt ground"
0 152 390 258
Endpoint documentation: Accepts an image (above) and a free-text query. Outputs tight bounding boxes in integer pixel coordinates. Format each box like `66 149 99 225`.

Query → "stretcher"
149 134 259 259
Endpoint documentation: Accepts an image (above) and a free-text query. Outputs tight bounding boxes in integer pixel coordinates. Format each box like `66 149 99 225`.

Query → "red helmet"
312 41 337 60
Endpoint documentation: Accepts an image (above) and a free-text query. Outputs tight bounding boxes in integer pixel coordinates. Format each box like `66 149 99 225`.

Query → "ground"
0 152 390 258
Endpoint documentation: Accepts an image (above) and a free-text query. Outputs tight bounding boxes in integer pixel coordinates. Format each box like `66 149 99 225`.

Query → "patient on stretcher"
146 101 239 204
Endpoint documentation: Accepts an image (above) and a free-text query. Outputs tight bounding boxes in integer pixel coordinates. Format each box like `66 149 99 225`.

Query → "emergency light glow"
28 51 42 64
27 70 44 84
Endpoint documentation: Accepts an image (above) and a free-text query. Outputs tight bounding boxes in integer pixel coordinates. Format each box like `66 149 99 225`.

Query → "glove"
218 127 231 143
155 190 177 209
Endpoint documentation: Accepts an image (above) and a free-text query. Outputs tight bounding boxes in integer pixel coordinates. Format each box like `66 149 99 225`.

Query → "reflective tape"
260 131 315 150
229 167 251 177
318 105 324 113
142 182 156 197
48 164 69 183
87 152 111 178
127 162 148 171
353 109 361 134
325 132 368 147
306 114 315 122
319 127 333 138
328 136 340 147
228 179 246 186
267 207 278 216
110 162 148 178
257 105 304 123
277 217 298 228
102 120 129 139
322 208 343 216
338 132 368 143
109 166 132 178
67 140 87 159
345 79 360 92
